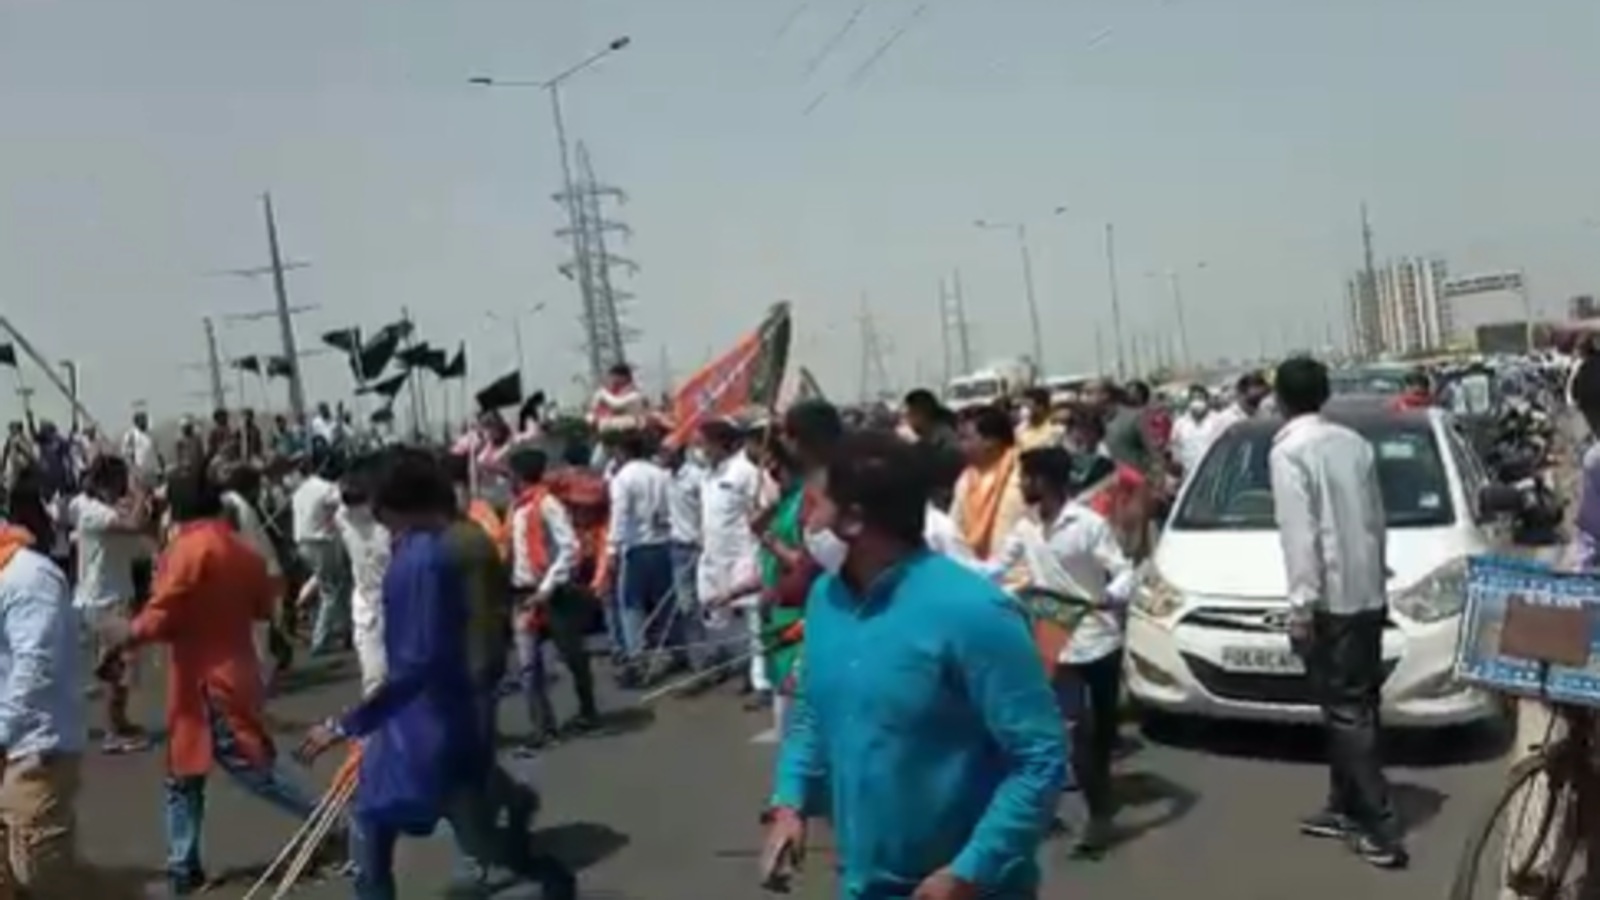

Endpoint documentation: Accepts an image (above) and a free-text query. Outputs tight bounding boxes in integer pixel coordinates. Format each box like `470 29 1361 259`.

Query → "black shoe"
1298 810 1354 840
1071 817 1113 859
562 712 601 735
167 870 208 897
744 690 773 711
1351 832 1409 869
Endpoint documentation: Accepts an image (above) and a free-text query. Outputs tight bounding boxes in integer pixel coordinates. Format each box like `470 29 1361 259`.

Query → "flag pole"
0 316 100 434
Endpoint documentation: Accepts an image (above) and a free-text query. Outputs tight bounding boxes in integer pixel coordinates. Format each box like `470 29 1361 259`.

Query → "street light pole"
975 219 1046 369
1104 222 1128 380
470 36 632 387
1167 270 1193 371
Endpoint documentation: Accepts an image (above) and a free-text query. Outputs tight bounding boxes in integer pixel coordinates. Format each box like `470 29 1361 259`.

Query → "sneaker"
1351 832 1409 870
1298 810 1354 840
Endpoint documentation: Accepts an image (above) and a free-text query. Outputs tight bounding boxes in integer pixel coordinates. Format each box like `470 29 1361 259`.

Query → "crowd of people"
0 348 1458 898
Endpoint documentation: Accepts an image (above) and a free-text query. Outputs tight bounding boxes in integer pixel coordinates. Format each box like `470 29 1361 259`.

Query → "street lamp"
1054 206 1126 380
470 36 633 386
486 302 549 385
1145 262 1206 372
974 219 1045 369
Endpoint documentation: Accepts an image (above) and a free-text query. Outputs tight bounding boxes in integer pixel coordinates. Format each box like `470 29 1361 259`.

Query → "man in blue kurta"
764 430 1068 900
298 449 563 900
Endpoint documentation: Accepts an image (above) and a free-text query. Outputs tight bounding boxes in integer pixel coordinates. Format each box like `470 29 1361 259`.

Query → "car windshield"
1172 419 1455 530
948 377 1000 401
1330 368 1406 396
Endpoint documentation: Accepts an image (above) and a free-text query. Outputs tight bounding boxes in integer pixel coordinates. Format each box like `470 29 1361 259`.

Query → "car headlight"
1132 567 1183 620
1389 559 1467 623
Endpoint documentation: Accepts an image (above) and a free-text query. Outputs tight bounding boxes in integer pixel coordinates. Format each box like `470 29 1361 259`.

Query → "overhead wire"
802 0 934 116
801 0 872 78
772 1 812 41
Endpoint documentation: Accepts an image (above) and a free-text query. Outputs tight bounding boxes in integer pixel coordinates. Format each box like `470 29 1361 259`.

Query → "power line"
802 0 870 77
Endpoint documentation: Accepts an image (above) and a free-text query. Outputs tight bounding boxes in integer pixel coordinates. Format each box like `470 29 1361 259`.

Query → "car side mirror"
1477 483 1525 518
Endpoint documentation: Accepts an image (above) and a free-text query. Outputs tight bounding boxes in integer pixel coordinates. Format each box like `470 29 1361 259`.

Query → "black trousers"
1056 652 1123 822
519 586 599 734
1305 609 1400 842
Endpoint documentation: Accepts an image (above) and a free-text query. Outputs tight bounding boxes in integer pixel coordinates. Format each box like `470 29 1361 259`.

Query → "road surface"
75 653 1511 899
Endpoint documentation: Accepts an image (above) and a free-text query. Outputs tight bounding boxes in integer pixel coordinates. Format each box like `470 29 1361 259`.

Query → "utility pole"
202 317 227 412
1094 323 1106 375
1167 270 1193 370
951 268 974 373
938 278 952 385
214 193 313 418
58 360 79 432
1104 223 1128 380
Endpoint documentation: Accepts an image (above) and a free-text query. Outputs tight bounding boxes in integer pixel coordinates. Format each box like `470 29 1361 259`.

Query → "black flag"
266 356 294 379
440 344 467 380
397 342 434 369
356 322 411 382
359 370 409 399
370 404 395 425
231 356 262 374
0 344 17 368
322 327 362 355
474 370 522 412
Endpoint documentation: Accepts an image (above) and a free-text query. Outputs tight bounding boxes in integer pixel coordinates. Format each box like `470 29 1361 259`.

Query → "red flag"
667 304 791 447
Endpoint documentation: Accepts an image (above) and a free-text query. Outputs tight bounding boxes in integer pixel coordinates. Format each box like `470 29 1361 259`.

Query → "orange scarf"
959 450 1018 558
466 498 509 560
0 524 34 571
513 485 551 633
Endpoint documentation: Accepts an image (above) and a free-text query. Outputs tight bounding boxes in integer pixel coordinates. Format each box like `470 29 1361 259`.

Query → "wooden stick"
637 649 756 705
272 773 357 899
240 776 344 900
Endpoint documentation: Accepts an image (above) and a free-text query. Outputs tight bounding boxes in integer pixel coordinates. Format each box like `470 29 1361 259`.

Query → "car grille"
1183 605 1400 634
1179 653 1399 705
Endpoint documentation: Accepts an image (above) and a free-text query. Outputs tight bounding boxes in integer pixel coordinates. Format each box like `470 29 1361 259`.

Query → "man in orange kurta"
100 470 329 896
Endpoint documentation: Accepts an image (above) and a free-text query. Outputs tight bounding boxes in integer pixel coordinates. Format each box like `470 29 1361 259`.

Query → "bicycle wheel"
1451 749 1582 900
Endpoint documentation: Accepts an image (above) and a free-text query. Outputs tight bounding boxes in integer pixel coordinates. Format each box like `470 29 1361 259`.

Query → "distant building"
1569 295 1597 320
1346 257 1449 356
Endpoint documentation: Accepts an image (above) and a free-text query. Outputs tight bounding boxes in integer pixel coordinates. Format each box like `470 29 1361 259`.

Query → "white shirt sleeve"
510 506 534 589
1088 515 1136 605
976 524 1027 582
538 495 580 595
606 467 631 557
1270 446 1324 613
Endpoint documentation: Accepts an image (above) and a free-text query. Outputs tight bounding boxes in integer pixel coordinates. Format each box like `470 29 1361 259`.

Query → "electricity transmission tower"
857 295 894 403
556 141 638 383
938 270 974 382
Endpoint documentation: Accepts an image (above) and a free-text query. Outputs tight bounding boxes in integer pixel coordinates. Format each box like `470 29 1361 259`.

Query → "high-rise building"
1569 294 1596 320
1346 256 1449 356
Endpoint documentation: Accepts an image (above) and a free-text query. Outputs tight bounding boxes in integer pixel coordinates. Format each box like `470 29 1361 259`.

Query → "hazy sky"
3 0 1599 425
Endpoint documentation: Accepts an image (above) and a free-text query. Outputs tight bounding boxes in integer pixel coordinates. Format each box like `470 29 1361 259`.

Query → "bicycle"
1452 588 1600 900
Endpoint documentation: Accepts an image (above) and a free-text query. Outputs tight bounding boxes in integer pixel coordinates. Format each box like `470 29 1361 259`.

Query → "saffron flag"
667 303 791 447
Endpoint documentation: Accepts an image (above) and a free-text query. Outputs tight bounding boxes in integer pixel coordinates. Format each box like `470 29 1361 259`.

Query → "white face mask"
804 527 850 575
1188 399 1208 417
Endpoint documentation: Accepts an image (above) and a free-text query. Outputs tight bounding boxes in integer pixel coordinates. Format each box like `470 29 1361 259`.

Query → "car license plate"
1219 646 1304 675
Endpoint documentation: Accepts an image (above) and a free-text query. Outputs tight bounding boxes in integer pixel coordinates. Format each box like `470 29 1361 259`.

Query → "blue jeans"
669 542 712 667
299 539 351 654
163 701 320 882
612 543 677 661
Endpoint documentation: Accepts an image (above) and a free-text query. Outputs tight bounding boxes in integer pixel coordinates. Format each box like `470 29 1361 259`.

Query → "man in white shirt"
121 411 163 491
334 465 391 697
661 442 709 670
1168 385 1219 477
291 452 349 655
984 446 1134 857
1210 370 1270 436
0 519 88 895
70 456 150 753
220 464 289 688
605 430 677 688
1269 356 1405 870
506 448 596 744
694 419 766 689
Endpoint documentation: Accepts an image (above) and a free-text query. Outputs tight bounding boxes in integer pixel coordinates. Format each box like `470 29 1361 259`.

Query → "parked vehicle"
1125 404 1520 730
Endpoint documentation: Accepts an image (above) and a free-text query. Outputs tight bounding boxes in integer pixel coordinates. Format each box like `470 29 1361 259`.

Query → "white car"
1125 402 1518 729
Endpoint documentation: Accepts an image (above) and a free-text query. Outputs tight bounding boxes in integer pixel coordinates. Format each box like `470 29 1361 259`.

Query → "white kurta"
337 506 391 696
696 453 766 688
